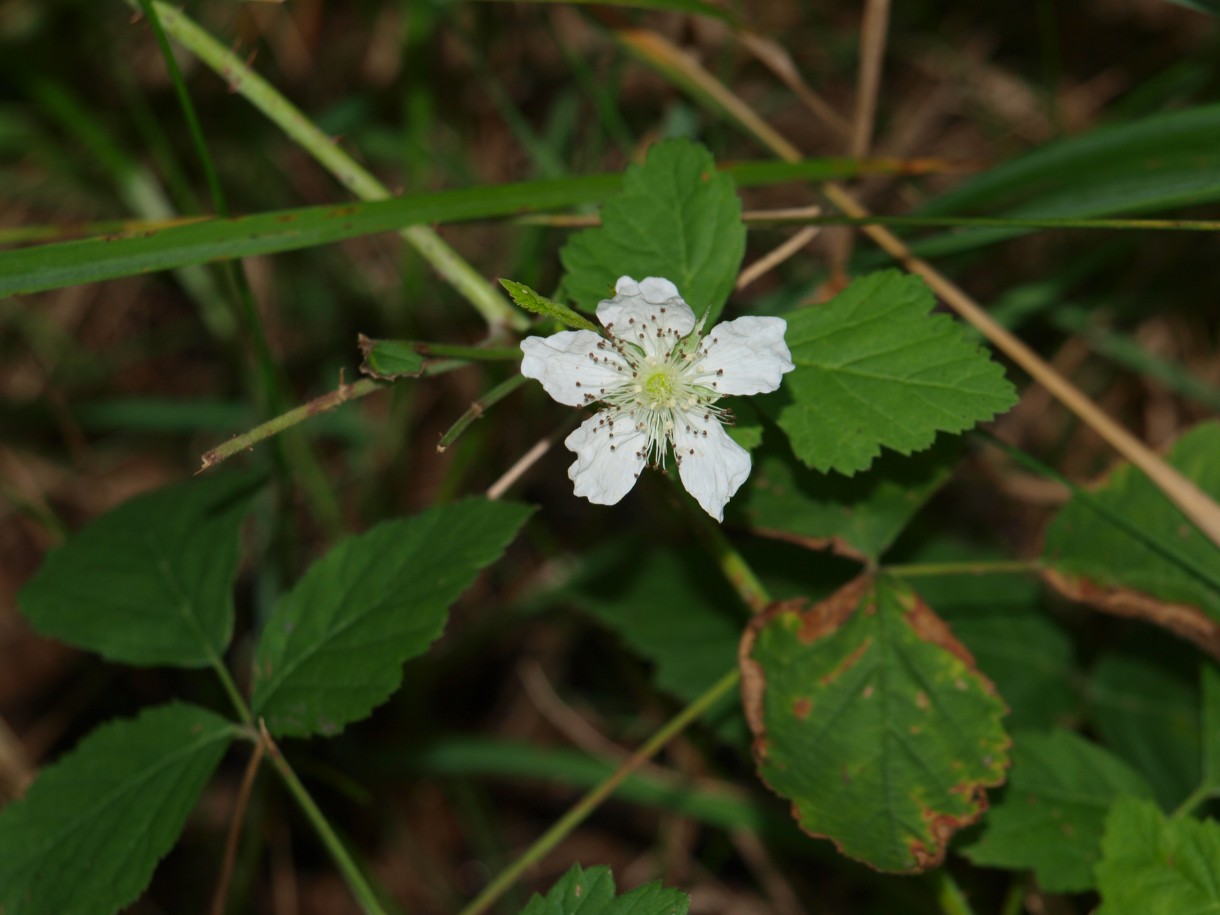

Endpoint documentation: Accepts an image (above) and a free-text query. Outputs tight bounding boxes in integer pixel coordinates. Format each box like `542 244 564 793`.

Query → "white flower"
520 276 794 521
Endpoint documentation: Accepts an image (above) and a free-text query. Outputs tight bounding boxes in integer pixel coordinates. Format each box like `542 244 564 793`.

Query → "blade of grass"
135 0 525 333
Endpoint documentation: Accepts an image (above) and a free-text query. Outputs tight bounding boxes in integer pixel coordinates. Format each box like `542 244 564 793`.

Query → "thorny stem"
140 1 525 333
437 374 528 452
261 722 389 915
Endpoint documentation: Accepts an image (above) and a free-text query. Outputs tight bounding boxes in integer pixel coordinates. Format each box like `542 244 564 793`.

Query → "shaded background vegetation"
2 1 1219 912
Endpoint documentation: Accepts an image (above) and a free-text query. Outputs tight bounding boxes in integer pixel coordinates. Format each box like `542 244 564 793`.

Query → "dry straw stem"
621 26 1220 551
138 1 525 333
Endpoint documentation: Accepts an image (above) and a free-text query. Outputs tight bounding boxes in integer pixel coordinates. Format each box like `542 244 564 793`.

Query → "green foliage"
518 863 689 915
962 730 1154 892
728 435 958 562
560 140 745 323
358 335 425 379
772 271 1017 476
916 103 1220 255
251 498 533 737
18 473 260 667
741 575 1010 872
1096 797 1220 915
499 278 602 333
1087 651 1202 809
1042 421 1220 636
0 703 235 915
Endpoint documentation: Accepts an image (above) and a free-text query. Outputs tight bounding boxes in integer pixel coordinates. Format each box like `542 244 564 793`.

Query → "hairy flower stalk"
520 276 794 521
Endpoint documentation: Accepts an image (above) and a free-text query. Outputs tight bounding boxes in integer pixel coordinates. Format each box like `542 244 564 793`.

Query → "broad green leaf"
915 104 1220 257
357 334 425 379
0 703 234 915
560 140 745 323
741 575 1010 872
18 473 261 667
1042 421 1220 654
962 730 1155 892
518 863 689 915
1202 664 1220 791
771 271 1017 476
499 278 601 333
1096 796 1220 915
251 498 532 737
728 434 958 562
571 546 746 739
1088 650 1200 809
0 160 874 296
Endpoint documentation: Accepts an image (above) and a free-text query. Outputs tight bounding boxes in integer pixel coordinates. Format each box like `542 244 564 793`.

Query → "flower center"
641 365 677 407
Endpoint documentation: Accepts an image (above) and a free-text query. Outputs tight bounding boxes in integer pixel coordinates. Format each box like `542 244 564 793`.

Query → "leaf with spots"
560 139 745 324
250 498 533 738
961 729 1155 892
740 574 1010 872
518 862 689 915
1041 420 1220 657
767 270 1017 476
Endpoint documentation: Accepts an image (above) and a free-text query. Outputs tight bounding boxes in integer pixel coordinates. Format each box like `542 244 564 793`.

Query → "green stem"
684 495 772 612
881 560 1041 578
143 1 525 333
437 374 527 452
1172 781 1216 819
212 659 254 727
455 667 742 915
929 869 977 915
263 729 388 915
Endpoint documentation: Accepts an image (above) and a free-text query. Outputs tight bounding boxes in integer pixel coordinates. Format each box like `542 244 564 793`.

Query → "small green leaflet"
251 498 533 737
560 139 745 324
1096 796 1220 915
0 703 235 915
500 279 601 334
740 574 1010 872
1042 421 1220 656
18 472 262 668
358 334 425 379
962 730 1155 892
771 271 1017 476
518 863 689 915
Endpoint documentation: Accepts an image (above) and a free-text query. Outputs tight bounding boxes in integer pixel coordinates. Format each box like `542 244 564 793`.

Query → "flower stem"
140 1 524 333
436 374 528 453
261 723 389 915
455 667 742 915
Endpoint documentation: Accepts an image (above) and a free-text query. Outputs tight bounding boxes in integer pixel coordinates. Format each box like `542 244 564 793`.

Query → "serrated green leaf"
924 562 1077 732
358 334 425 379
771 271 1017 476
1087 650 1201 809
571 545 746 741
741 575 1010 872
500 278 602 333
962 730 1155 892
251 498 533 737
18 473 262 667
728 434 958 562
0 703 234 915
560 140 745 324
1096 796 1220 915
1042 421 1220 653
518 863 689 915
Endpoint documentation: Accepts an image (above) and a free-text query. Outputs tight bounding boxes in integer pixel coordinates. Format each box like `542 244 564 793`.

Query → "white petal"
564 412 648 505
672 410 751 522
691 316 794 396
596 275 696 355
520 331 628 407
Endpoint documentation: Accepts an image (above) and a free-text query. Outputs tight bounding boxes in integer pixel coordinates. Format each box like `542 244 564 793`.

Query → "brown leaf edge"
738 573 1011 872
1042 568 1220 659
357 333 425 381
